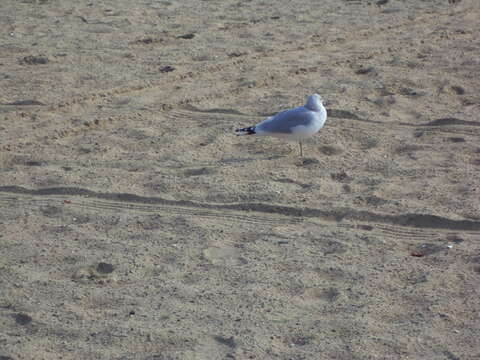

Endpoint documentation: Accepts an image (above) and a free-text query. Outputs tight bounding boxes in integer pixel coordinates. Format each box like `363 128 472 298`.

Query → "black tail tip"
236 126 256 135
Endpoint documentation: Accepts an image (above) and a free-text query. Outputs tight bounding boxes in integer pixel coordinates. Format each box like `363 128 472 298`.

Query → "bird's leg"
299 141 303 158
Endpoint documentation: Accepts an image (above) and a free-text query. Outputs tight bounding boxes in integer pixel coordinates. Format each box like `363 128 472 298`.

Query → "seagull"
235 94 327 157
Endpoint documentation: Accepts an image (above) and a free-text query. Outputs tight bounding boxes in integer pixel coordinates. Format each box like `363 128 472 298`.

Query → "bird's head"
306 93 324 111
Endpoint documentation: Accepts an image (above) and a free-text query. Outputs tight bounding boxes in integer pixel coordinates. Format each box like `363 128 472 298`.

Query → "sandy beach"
1 0 479 359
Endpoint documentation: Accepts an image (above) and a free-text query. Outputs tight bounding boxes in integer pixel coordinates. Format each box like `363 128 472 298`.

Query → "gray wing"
256 106 315 134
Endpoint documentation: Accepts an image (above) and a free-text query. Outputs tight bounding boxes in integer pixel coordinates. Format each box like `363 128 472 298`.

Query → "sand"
1 0 479 359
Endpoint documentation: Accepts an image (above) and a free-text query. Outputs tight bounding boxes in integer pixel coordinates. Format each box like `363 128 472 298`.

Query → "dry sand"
1 0 480 359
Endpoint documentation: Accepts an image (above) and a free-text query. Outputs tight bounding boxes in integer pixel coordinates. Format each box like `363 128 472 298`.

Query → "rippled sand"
1 0 479 359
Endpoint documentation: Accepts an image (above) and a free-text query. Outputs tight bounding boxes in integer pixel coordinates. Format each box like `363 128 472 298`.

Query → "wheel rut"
1 186 479 232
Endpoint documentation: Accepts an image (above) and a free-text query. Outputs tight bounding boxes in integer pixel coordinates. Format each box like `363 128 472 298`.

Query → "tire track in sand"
1 186 479 232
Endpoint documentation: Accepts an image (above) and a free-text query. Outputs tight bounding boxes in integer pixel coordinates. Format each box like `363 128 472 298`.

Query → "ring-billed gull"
235 94 327 157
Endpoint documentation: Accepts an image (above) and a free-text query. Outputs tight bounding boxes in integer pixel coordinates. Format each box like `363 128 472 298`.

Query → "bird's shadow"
295 157 320 167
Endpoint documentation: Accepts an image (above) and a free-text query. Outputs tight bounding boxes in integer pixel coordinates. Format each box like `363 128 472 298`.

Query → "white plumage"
235 94 327 156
